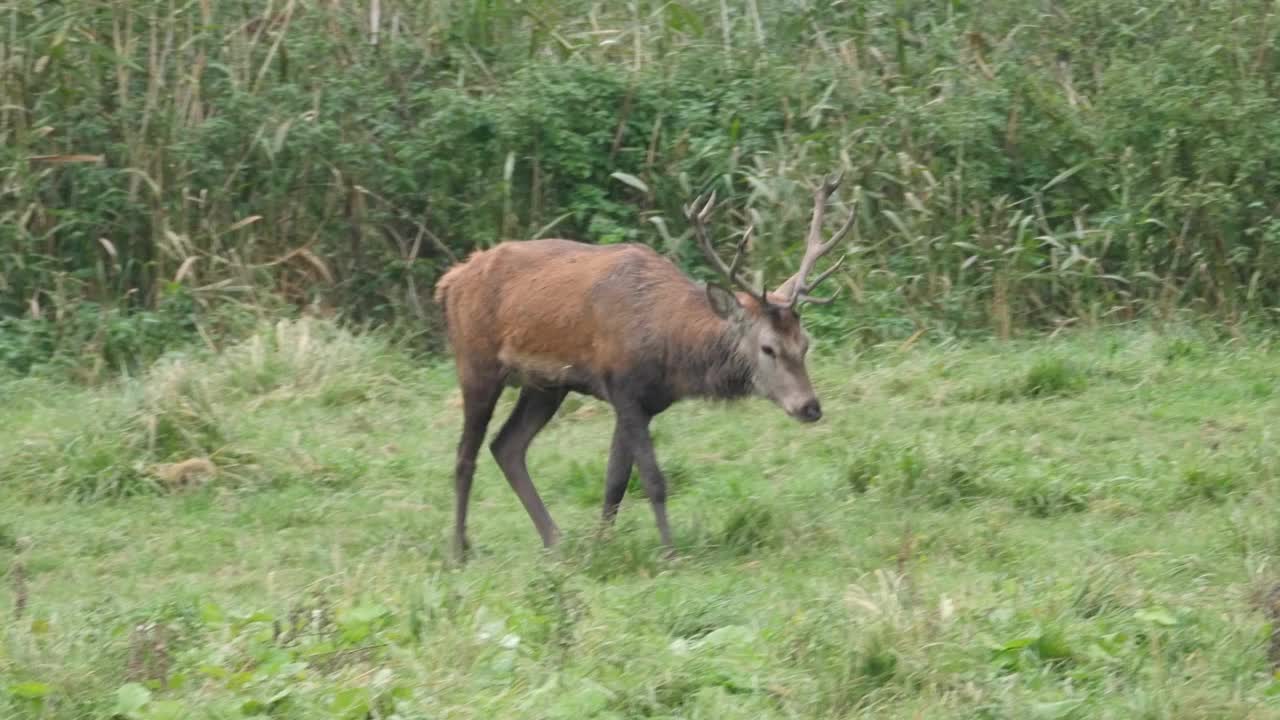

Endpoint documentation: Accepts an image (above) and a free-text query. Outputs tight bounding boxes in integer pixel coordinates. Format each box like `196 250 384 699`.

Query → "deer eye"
762 345 776 358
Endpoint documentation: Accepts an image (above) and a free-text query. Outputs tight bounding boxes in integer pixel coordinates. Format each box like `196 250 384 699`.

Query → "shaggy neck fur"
675 320 755 400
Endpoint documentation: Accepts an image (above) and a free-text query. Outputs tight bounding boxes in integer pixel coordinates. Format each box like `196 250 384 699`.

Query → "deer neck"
679 320 754 400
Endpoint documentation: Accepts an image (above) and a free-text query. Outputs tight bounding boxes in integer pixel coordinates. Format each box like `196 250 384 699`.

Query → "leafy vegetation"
6 0 1280 374
2 319 1280 717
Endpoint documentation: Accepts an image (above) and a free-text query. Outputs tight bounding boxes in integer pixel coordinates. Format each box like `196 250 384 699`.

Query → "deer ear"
706 282 745 321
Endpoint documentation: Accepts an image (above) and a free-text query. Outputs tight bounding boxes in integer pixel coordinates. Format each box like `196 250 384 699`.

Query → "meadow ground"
2 319 1279 719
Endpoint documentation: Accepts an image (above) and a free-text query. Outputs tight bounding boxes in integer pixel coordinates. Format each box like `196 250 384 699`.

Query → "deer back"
435 239 724 392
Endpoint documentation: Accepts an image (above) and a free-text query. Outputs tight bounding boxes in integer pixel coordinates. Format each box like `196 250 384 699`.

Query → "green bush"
6 0 1280 375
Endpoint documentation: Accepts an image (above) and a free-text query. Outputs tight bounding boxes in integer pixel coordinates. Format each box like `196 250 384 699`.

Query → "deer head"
684 174 855 422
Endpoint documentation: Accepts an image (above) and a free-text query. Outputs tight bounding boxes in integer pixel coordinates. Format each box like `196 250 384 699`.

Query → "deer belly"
499 350 595 392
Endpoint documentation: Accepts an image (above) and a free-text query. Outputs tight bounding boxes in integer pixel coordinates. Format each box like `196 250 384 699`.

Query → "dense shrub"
5 0 1280 372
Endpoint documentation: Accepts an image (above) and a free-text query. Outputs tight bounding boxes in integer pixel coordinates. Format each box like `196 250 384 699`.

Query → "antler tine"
822 170 845 196
685 190 760 297
696 190 716 222
775 174 858 307
798 287 841 305
827 199 857 249
802 252 846 291
793 254 847 305
726 224 753 279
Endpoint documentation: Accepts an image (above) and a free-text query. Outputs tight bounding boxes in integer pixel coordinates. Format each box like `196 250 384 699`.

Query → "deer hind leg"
453 375 503 561
490 386 568 548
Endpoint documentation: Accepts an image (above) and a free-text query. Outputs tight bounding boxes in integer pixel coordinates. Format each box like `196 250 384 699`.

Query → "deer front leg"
613 403 672 552
601 421 634 523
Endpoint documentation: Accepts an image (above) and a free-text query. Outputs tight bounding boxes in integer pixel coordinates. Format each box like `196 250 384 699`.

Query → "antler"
684 190 762 298
774 172 856 307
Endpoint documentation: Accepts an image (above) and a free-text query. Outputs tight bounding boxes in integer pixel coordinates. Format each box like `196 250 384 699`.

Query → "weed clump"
843 445 889 494
1011 472 1091 518
841 442 990 508
719 502 780 554
960 355 1090 402
219 318 408 405
662 595 743 641
1 319 399 501
781 571 923 715
1180 465 1241 502
1021 356 1088 398
3 359 246 500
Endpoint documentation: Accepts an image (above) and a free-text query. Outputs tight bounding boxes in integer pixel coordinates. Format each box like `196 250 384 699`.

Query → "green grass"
3 319 1280 718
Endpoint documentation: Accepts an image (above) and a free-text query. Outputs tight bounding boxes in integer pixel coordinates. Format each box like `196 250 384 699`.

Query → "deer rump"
435 238 743 408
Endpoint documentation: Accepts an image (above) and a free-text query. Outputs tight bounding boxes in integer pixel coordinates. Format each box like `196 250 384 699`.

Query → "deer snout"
799 399 822 422
792 398 822 423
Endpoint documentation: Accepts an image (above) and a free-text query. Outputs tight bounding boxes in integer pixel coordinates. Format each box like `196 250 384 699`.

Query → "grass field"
2 319 1280 719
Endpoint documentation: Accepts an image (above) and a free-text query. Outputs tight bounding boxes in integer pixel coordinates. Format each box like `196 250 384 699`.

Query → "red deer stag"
434 174 854 559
